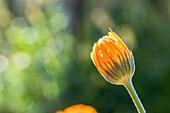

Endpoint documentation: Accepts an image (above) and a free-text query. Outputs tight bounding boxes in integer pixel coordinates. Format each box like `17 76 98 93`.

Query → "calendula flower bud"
91 28 135 85
90 28 146 113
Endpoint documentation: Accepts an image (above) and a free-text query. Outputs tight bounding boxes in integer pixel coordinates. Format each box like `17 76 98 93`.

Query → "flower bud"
90 28 135 85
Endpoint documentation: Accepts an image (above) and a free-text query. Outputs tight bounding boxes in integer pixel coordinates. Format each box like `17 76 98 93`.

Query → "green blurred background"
0 0 170 113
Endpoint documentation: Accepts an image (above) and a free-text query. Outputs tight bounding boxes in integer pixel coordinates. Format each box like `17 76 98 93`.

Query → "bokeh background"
0 0 170 113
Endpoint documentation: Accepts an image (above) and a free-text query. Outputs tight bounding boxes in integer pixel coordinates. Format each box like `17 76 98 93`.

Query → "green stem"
124 80 146 113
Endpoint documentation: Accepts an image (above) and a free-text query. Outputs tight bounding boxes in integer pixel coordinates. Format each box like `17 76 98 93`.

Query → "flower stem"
124 80 146 113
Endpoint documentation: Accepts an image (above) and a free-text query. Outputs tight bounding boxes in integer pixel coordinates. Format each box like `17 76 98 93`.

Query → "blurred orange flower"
56 104 98 113
90 28 135 85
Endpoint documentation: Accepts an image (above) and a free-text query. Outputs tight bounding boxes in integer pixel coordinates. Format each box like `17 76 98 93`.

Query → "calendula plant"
90 28 146 113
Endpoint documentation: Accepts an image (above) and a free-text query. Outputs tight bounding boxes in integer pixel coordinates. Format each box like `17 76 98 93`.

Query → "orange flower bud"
90 28 135 85
56 104 98 113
